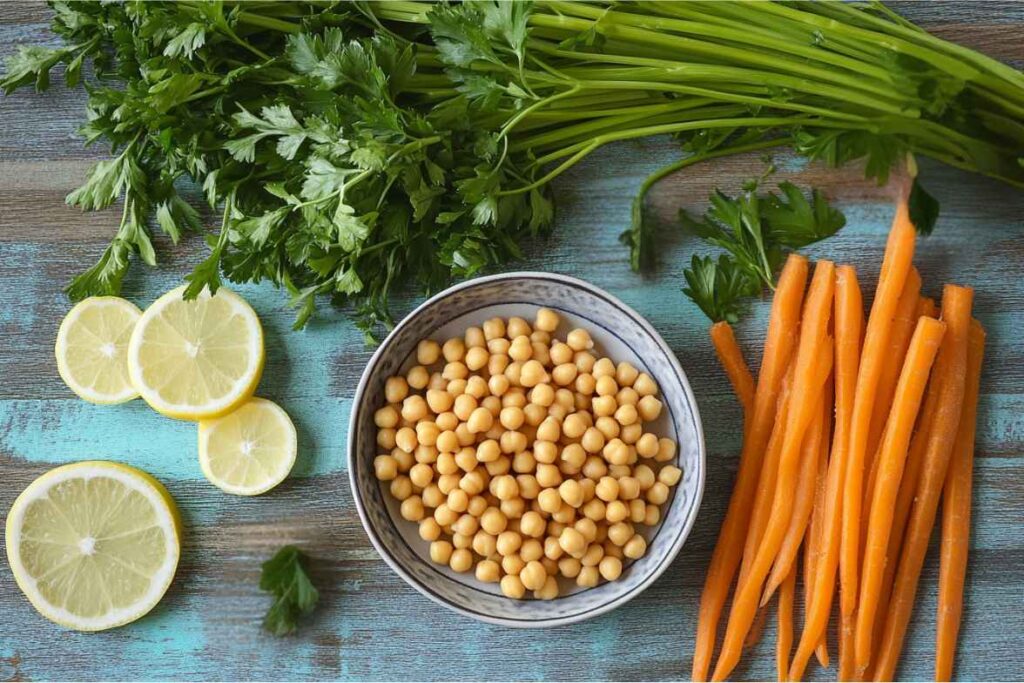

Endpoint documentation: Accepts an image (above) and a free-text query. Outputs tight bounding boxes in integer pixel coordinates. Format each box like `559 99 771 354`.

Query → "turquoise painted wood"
1 3 1022 681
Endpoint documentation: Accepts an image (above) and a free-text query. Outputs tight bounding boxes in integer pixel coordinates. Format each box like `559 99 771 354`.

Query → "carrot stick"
777 566 797 681
840 620 857 682
789 264 863 683
761 375 831 605
712 260 836 682
692 254 809 682
741 361 797 585
745 605 768 649
918 297 938 321
711 321 756 421
866 267 923 462
935 319 985 682
841 201 917 634
854 316 947 672
804 394 832 670
873 284 974 682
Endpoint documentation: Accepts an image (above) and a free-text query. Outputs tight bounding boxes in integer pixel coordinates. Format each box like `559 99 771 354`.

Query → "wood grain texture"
1 2 1023 681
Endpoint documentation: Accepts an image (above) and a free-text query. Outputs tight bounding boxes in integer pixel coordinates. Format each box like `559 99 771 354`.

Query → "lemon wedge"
55 296 141 404
5 461 181 631
198 397 297 495
128 286 264 420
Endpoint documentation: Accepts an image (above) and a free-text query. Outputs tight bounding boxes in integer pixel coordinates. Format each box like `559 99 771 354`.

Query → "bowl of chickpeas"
348 272 705 627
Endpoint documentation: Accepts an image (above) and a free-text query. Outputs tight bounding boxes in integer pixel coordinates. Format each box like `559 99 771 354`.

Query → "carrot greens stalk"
874 284 974 682
854 316 947 673
935 319 986 682
692 254 809 682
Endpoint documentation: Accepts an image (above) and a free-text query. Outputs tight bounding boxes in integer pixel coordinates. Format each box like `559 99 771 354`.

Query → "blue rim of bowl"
347 271 707 628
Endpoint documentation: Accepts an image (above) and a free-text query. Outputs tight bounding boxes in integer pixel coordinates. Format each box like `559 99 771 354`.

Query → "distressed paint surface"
1 2 1022 681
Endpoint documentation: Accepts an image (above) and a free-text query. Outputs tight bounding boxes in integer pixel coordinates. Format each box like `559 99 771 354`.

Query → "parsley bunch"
4 1 1023 335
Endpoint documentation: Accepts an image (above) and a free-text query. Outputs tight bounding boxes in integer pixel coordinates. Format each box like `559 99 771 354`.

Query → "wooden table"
1 2 1022 680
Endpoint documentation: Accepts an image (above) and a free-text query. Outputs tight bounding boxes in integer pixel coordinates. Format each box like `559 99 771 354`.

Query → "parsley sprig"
260 546 319 637
3 1 1023 335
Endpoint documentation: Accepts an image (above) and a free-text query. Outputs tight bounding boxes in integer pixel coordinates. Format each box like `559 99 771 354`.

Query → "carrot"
761 375 832 606
866 267 923 464
840 620 857 682
777 566 797 681
854 316 947 672
873 284 974 682
741 361 797 585
841 200 917 634
918 296 938 320
935 319 985 682
804 395 833 670
712 260 836 681
788 264 863 683
711 320 756 421
692 254 809 682
745 605 768 649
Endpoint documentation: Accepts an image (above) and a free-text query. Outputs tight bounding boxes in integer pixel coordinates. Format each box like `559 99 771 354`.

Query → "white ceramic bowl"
348 272 705 627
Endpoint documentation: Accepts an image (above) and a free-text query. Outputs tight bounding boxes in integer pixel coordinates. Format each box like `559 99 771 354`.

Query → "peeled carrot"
866 267 923 463
711 320 756 421
745 605 768 649
873 284 974 682
761 376 831 606
855 316 947 672
840 621 857 682
918 296 938 321
712 260 836 681
692 254 809 682
777 566 797 681
841 201 917 638
804 395 833 670
789 264 863 683
741 361 797 585
935 319 985 682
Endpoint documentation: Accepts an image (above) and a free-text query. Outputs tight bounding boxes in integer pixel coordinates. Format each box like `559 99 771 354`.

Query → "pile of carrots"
694 197 985 682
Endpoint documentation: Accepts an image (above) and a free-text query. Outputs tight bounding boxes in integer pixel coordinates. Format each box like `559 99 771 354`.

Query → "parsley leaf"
260 546 319 637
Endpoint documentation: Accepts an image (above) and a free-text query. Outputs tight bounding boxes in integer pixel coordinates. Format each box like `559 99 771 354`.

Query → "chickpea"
606 500 629 524
647 481 670 505
437 473 460 495
385 375 410 403
533 441 557 465
534 308 559 332
551 502 576 525
481 507 508 535
566 328 593 351
483 317 506 341
644 504 661 526
573 518 597 545
520 538 543 563
577 566 600 588
500 430 528 454
452 532 472 550
595 416 621 441
454 513 480 537
447 488 469 513
520 560 547 591
517 474 541 500
499 573 525 598
519 360 547 388
520 511 546 538
505 316 531 338
390 476 413 501
432 411 456 432
469 495 488 517
460 470 487 496
592 395 617 417
424 389 452 415
496 530 523 556
476 559 501 583
559 479 584 508
636 432 660 458
446 379 468 397
543 535 564 561
436 452 458 476
538 488 563 514
659 465 683 486
595 476 620 502
559 556 582 579
608 521 633 546
416 340 442 365
574 351 596 374
580 542 605 567
465 375 488 398
582 455 608 480
548 404 569 424
502 390 526 409
637 395 663 423
599 555 623 581
488 374 510 397
415 421 440 448
535 575 559 600
551 363 578 387
603 540 624 560
559 527 587 558
596 375 618 398
436 430 459 453
500 406 525 431
418 518 442 542
618 476 641 501
400 495 425 522
603 438 630 466
575 393 592 411
614 403 639 426
464 326 486 349
407 365 429 390
468 439 497 465
620 532 647 559
374 454 399 481
374 405 399 429
409 463 433 488
620 423 642 445
523 403 547 427
488 353 510 377
629 499 647 524
561 413 586 440
432 502 457 526
501 497 526 520
442 361 468 381
502 553 526 576
575 373 597 396
511 450 536 474
616 361 639 387
536 463 563 488
550 342 574 365
451 394 477 422
609 464 632 479
447 547 472 573
401 395 429 422
634 373 658 397
547 521 566 538
581 427 606 454
490 474 519 501
421 483 444 508
616 387 640 407
560 443 586 470
393 449 415 472
455 424 475 448
581 496 607 521
527 383 553 409
467 406 494 434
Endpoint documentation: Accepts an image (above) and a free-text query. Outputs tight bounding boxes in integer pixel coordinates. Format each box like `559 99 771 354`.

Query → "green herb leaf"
908 177 940 235
260 546 319 637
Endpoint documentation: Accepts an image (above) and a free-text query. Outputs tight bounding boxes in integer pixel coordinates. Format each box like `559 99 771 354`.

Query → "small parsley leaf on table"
260 546 319 637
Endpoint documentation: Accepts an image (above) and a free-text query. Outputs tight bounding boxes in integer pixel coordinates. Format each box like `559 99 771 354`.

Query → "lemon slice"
128 286 264 420
55 296 142 404
198 397 297 495
5 461 181 631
